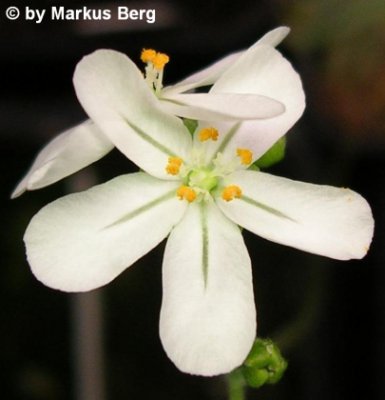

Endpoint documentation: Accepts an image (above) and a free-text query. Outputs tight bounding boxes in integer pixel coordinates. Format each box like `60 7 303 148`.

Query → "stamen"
222 185 242 202
140 49 170 94
165 156 183 175
237 148 253 165
177 186 197 202
152 52 170 70
199 127 219 142
141 49 156 63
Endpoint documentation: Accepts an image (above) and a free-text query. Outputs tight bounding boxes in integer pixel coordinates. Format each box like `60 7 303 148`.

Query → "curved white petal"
11 120 113 198
252 26 290 48
162 52 243 96
160 92 284 121
217 170 374 260
160 201 256 376
73 49 192 179
210 45 305 162
162 26 290 96
25 173 187 292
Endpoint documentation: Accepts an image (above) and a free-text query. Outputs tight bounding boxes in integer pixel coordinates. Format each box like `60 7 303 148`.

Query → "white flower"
11 27 291 198
13 28 374 377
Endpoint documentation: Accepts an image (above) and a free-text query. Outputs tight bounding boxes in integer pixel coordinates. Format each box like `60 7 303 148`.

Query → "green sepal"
247 163 260 171
253 137 286 169
241 338 288 388
183 118 198 135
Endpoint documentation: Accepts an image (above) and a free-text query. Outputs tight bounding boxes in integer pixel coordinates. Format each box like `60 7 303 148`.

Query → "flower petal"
24 172 187 292
162 26 290 96
209 45 305 162
160 92 284 121
162 52 243 96
11 120 113 198
73 49 192 179
217 170 374 260
252 26 290 48
160 201 256 376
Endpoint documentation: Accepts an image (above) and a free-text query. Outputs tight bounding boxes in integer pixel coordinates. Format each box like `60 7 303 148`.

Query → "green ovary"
188 168 219 192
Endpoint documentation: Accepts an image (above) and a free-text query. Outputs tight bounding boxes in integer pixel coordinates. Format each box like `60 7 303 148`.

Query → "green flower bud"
242 338 288 388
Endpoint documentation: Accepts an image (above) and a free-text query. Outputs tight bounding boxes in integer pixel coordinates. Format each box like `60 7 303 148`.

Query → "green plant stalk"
227 368 246 400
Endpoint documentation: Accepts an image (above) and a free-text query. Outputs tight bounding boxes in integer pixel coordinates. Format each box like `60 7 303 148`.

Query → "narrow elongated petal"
73 50 192 179
160 202 256 376
25 173 187 292
11 120 113 198
217 170 374 260
160 93 284 121
162 26 290 96
209 45 305 162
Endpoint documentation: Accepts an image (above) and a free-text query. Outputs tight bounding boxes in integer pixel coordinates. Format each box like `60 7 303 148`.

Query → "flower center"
165 126 253 203
141 48 169 95
188 168 219 192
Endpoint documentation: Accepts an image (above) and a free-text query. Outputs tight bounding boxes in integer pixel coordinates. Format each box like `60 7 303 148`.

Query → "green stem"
227 368 246 400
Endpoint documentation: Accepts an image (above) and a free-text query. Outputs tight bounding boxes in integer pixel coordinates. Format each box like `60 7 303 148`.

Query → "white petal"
160 92 284 121
160 201 256 376
162 52 243 96
217 170 374 260
73 49 192 179
252 26 290 48
25 173 187 292
162 26 290 97
210 45 305 161
11 120 113 198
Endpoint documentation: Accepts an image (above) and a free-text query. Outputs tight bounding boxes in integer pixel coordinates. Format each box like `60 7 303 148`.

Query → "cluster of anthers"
140 48 254 206
165 126 253 204
140 49 253 203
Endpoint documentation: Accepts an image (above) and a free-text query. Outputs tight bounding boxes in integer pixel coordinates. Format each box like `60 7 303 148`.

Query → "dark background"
2 0 385 399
